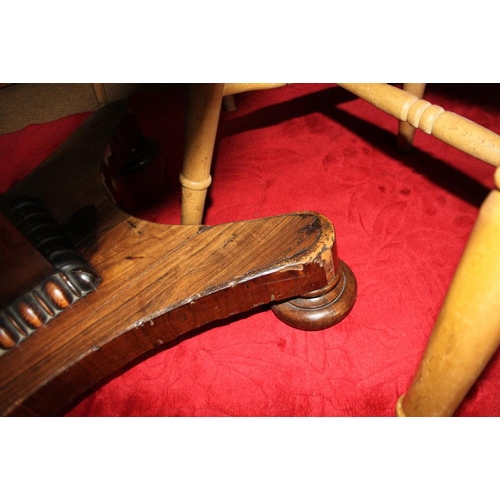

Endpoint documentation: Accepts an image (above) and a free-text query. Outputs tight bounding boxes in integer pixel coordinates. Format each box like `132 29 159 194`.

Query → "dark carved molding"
0 198 101 355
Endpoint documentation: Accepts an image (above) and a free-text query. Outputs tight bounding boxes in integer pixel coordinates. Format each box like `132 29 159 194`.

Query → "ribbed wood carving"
0 198 100 355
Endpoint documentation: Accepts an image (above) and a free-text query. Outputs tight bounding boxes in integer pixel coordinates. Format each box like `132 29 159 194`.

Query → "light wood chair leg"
223 95 237 112
397 83 426 152
338 83 500 168
180 83 225 225
397 169 500 416
91 84 108 107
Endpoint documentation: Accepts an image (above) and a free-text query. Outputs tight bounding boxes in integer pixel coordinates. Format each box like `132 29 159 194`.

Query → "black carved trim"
0 198 101 355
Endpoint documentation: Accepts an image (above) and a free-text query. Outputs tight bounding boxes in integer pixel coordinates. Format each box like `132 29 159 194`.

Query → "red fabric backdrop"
2 83 499 416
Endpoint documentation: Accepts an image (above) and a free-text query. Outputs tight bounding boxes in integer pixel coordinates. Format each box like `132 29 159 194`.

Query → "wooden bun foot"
272 260 357 330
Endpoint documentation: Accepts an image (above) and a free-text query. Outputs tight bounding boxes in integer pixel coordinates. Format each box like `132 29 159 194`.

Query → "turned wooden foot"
272 260 356 330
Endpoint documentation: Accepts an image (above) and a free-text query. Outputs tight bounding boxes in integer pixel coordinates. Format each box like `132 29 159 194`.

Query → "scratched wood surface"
0 102 354 416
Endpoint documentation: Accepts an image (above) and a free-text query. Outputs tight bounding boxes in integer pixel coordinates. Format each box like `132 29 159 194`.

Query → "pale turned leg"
397 170 500 416
91 84 108 107
223 95 237 112
397 83 426 152
338 83 500 168
180 83 225 225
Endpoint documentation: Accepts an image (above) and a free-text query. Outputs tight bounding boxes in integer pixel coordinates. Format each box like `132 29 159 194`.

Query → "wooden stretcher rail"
338 83 500 169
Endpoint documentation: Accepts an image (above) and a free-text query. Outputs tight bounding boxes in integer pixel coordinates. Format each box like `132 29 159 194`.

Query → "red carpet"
2 83 499 416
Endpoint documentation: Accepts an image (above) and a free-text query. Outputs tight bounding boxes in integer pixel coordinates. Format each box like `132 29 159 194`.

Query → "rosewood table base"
0 102 356 416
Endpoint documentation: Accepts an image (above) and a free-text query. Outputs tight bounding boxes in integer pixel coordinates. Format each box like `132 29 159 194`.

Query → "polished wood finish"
273 260 357 330
0 101 356 416
397 83 427 152
397 169 500 416
339 83 500 168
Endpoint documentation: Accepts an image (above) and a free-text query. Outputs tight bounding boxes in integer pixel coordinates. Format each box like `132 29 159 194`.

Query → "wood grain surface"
0 101 356 416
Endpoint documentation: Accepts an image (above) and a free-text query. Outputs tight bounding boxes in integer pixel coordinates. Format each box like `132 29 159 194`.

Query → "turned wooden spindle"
91 84 108 107
397 168 500 416
397 83 427 153
338 83 500 168
180 83 288 225
180 83 225 225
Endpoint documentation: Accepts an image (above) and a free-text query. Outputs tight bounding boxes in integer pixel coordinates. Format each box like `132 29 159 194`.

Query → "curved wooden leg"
180 83 225 225
1 211 352 416
91 83 108 107
397 174 500 416
0 103 357 416
396 83 426 153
